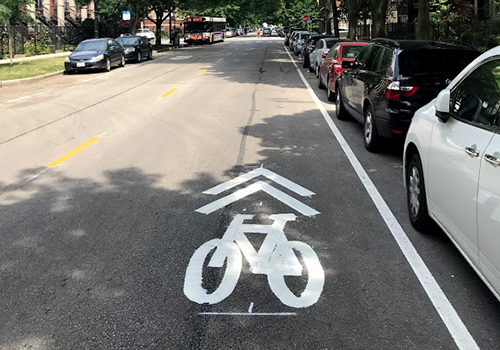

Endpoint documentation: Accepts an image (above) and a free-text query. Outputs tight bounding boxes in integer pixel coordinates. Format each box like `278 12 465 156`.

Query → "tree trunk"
8 23 13 66
325 0 332 34
331 0 339 37
131 15 139 35
153 9 163 46
372 0 387 38
416 0 431 40
345 0 358 40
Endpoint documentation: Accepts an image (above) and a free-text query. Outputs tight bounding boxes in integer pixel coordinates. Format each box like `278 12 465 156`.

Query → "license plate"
76 62 85 67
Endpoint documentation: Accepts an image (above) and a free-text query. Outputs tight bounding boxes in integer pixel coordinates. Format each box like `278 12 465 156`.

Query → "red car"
318 42 367 101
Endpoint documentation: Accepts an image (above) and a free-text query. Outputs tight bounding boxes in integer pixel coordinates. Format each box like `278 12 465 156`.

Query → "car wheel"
64 69 73 75
308 61 314 72
105 57 111 72
147 49 153 60
119 55 125 67
407 153 431 231
327 77 336 102
364 105 381 152
136 51 142 63
336 87 348 120
302 57 309 69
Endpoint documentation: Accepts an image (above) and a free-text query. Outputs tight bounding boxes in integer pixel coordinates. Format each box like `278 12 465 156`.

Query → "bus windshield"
184 22 210 33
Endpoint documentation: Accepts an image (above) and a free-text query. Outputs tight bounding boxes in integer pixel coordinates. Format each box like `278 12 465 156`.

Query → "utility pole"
94 0 99 38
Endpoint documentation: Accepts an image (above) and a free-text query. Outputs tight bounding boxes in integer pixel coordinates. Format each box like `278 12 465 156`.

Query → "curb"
0 70 63 87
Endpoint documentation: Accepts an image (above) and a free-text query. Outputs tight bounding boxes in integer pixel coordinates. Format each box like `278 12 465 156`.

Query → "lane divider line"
47 136 101 167
7 91 50 103
198 69 207 74
161 88 178 98
284 47 480 350
227 52 232 56
217 58 223 62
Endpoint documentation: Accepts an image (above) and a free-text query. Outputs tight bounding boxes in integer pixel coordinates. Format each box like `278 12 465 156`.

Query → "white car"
404 45 500 301
309 38 340 77
136 28 155 40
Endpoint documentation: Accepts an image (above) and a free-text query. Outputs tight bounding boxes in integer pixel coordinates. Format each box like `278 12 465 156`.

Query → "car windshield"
342 45 365 58
398 49 479 77
75 41 107 52
116 37 139 46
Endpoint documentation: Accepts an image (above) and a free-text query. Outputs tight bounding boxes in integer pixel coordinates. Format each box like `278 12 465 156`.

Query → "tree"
372 0 387 38
416 0 431 39
147 0 175 45
0 0 34 65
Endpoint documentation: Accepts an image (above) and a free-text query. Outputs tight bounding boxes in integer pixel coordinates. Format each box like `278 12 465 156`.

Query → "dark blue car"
65 38 125 74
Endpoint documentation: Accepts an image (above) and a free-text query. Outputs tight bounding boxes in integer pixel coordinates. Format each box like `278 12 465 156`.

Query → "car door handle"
465 147 480 157
484 154 500 165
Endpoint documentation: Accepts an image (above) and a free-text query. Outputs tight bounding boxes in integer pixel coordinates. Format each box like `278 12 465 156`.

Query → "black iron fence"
0 22 131 58
357 21 499 51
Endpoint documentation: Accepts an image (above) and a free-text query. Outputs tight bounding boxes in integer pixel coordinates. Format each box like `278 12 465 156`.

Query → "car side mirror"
435 89 451 123
341 61 354 69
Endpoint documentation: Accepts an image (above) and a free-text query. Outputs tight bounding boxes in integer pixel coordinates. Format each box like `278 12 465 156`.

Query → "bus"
183 17 227 45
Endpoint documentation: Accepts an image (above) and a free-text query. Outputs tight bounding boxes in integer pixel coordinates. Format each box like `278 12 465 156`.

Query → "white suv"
404 45 500 301
136 28 155 40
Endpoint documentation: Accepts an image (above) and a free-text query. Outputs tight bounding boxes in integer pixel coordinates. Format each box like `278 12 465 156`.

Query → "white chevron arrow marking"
196 181 320 217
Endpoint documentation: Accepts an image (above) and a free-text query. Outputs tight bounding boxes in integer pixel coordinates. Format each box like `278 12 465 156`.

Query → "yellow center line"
217 58 223 62
198 69 207 74
161 88 177 98
227 52 232 56
48 136 101 167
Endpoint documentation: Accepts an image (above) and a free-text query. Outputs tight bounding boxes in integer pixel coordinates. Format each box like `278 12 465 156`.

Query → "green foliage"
0 0 34 25
23 28 52 56
276 0 318 28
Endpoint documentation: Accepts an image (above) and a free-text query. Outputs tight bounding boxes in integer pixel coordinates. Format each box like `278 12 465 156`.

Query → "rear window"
325 40 337 48
341 45 364 58
398 49 479 77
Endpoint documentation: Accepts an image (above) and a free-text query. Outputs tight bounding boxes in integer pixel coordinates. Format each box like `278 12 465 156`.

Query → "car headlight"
90 54 104 62
65 57 70 62
125 48 135 53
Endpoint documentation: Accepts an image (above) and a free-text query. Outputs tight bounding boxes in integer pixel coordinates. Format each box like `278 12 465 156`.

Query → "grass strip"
0 57 66 81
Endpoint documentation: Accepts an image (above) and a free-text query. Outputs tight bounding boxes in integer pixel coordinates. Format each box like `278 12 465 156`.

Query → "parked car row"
290 35 500 303
64 36 153 74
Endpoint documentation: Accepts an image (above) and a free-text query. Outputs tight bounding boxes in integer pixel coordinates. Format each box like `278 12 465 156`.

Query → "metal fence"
0 22 131 58
356 21 498 51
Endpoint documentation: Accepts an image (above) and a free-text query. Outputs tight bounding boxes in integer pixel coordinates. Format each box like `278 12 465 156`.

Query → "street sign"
122 11 130 21
303 15 310 23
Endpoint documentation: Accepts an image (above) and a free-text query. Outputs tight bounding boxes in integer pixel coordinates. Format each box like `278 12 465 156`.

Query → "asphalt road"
1 33 499 350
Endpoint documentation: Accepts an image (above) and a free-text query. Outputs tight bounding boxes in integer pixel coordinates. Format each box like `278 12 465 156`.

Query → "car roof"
80 38 111 43
370 38 477 51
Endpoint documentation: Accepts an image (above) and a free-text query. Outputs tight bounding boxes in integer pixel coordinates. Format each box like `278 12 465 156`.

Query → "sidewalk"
0 51 70 65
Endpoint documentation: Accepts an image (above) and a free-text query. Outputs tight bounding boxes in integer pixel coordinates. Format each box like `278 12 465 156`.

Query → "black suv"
336 38 480 151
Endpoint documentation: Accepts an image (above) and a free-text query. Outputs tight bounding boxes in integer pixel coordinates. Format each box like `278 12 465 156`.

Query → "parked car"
288 30 307 51
335 38 479 151
309 37 351 76
225 28 234 38
318 42 367 101
403 45 500 302
290 31 312 53
135 28 155 40
293 33 313 56
299 35 332 69
263 27 272 36
116 36 153 63
64 38 125 74
284 27 302 47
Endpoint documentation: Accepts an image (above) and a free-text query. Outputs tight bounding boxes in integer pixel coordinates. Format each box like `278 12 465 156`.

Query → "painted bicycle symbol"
184 213 325 308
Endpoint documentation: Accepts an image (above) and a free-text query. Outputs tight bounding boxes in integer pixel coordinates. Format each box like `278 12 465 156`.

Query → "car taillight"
196 35 202 40
385 81 419 101
334 64 343 74
322 51 328 58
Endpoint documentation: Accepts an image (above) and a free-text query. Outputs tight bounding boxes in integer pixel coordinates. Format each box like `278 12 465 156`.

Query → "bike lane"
182 40 468 350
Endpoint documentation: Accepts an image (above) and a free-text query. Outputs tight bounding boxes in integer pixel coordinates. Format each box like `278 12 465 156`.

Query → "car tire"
64 69 73 75
406 153 431 231
105 57 111 72
119 55 125 67
336 87 348 120
327 77 336 102
308 62 314 72
136 51 142 63
364 105 381 152
147 49 153 60
302 57 308 69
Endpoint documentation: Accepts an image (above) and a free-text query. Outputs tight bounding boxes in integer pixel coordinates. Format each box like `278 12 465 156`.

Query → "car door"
427 59 500 266
349 45 383 116
140 37 149 56
342 45 369 110
477 86 500 298
311 39 323 70
107 40 118 64
321 44 339 86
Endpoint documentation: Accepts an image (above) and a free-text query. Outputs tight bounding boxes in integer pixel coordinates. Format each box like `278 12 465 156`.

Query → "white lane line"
7 91 50 103
198 312 296 316
26 167 50 183
284 49 480 350
248 302 254 313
